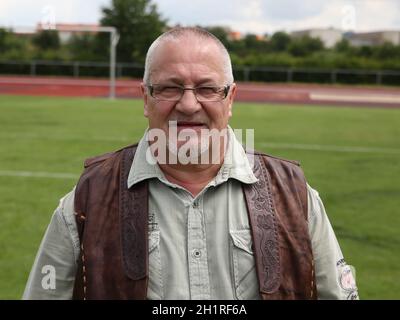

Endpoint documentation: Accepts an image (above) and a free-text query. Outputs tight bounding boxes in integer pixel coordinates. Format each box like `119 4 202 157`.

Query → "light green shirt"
23 128 358 300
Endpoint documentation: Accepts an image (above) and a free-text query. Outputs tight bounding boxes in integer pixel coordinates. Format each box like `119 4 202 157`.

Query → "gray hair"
143 27 234 84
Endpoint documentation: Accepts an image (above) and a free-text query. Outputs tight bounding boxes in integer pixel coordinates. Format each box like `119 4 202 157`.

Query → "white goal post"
6 25 120 99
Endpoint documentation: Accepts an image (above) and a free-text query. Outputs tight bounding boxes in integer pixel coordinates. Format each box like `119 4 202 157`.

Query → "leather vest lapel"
242 154 281 294
120 147 149 280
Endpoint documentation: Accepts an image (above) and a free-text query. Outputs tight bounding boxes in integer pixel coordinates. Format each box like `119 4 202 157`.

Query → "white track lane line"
310 92 400 104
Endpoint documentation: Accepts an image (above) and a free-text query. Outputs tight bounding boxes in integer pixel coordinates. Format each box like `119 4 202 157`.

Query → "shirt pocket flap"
149 230 160 253
229 229 253 255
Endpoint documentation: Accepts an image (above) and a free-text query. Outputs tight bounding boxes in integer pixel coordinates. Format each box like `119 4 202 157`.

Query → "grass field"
0 94 399 299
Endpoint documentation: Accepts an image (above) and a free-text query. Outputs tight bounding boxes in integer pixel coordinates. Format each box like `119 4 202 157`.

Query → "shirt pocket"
230 229 260 300
147 230 163 300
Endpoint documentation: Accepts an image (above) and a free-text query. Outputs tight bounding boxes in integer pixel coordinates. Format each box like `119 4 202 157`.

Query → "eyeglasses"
147 84 231 102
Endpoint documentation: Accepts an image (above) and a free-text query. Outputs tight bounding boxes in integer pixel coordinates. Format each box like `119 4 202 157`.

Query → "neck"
159 157 224 197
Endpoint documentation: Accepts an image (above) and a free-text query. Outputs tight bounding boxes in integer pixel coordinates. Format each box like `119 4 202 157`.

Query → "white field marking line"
260 142 400 154
1 132 399 155
310 92 400 104
0 132 135 142
0 170 79 179
1 143 400 180
1 143 399 180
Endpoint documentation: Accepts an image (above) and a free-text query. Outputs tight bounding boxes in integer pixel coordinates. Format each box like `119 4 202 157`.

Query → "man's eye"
164 86 181 91
154 86 180 94
197 87 218 94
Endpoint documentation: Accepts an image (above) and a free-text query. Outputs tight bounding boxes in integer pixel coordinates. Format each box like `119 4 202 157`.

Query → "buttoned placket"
187 196 211 299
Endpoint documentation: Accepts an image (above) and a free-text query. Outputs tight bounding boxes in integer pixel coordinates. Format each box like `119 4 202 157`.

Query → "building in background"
345 31 400 47
291 28 343 48
228 30 242 41
36 23 101 43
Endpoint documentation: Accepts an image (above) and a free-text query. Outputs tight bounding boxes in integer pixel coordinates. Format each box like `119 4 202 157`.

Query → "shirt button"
192 249 201 259
193 201 199 208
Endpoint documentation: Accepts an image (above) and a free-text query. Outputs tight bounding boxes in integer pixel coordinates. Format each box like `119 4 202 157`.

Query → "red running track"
1 76 400 108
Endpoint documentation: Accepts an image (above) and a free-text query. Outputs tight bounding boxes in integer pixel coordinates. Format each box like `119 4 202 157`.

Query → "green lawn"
0 94 399 299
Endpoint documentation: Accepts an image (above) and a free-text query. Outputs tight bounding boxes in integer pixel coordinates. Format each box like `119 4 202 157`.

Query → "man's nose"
175 89 201 114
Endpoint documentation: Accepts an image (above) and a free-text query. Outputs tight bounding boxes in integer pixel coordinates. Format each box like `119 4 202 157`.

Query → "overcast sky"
1 0 399 34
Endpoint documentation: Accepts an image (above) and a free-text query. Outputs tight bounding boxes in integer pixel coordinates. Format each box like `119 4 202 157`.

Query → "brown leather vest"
72 144 317 300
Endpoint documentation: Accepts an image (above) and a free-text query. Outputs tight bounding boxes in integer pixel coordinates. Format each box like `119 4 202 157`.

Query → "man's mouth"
176 121 207 130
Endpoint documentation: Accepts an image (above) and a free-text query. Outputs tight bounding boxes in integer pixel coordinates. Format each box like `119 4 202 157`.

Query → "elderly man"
23 27 358 300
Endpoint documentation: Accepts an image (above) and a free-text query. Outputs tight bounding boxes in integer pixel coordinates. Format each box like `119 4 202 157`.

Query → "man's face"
141 37 236 159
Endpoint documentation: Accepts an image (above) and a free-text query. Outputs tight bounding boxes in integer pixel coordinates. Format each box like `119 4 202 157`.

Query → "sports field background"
0 94 399 299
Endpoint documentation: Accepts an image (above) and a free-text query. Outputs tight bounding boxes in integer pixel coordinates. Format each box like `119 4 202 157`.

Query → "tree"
0 28 7 51
335 39 351 53
100 0 167 63
374 42 400 60
67 34 100 61
243 34 259 49
32 30 60 50
289 36 324 57
270 31 291 52
357 45 373 58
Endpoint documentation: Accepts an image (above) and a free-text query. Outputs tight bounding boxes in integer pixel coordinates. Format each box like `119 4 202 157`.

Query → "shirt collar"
127 126 258 189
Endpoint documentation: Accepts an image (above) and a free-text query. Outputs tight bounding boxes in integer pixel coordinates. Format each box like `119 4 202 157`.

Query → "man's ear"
228 83 237 118
141 83 149 118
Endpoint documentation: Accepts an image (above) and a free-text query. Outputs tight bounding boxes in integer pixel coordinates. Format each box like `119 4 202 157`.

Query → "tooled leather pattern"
243 154 281 293
120 146 148 280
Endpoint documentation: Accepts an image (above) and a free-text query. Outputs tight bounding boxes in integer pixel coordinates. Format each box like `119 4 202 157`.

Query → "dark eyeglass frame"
146 84 231 102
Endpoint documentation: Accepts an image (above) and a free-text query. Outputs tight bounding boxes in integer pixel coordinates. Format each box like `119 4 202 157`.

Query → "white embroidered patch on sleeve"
337 259 359 300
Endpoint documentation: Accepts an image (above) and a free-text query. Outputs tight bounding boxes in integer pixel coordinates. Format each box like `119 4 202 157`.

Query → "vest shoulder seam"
84 143 138 168
247 149 301 167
